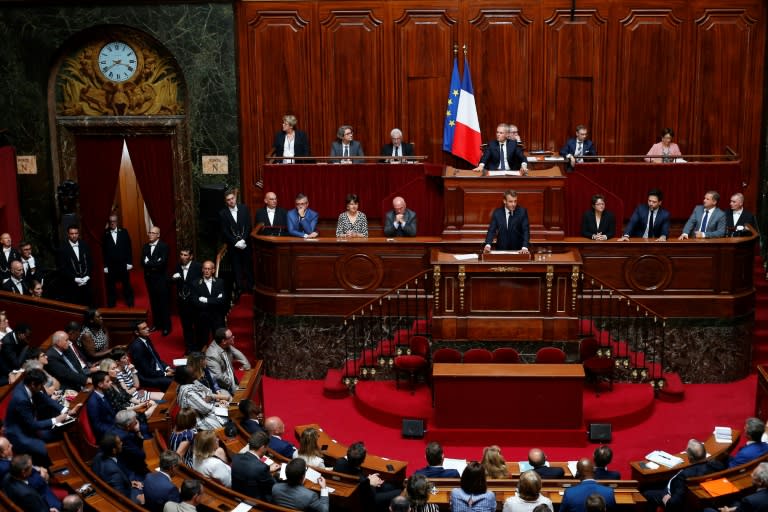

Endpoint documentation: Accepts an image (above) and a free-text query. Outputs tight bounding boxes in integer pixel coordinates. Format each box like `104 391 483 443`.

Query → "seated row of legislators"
270 115 691 167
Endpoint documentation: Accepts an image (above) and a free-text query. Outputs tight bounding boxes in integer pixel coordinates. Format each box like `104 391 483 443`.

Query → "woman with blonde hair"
297 427 325 469
481 444 509 479
192 429 231 487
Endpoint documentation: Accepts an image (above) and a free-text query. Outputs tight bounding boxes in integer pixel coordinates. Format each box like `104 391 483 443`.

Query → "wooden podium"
430 248 582 341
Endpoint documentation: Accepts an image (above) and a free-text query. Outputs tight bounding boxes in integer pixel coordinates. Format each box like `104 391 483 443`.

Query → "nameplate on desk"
482 251 531 263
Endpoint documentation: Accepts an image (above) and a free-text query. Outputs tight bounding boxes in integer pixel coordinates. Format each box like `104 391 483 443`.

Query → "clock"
97 41 139 83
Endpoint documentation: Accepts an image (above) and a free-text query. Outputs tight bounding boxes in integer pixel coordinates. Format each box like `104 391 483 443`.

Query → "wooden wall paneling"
465 8 534 151
615 9 685 156
392 7 459 163
544 9 608 155
318 5 387 161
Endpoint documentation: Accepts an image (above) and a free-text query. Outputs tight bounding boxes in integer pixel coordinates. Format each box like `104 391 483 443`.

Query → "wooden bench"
684 450 768 509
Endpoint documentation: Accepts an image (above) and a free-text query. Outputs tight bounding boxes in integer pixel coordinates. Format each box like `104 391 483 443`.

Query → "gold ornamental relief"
56 40 184 116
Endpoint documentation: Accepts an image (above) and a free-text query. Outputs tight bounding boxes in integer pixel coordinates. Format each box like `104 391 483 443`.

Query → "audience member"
297 427 325 469
21 348 59 395
406 473 439 512
231 431 279 500
507 124 524 147
502 469 552 512
0 310 13 334
143 450 182 512
726 193 758 237
381 128 414 163
559 124 597 171
330 125 364 164
163 479 203 512
2 260 29 294
287 193 319 239
0 232 21 282
0 323 31 385
645 128 682 163
110 409 149 478
581 194 616 240
0 437 61 510
482 445 509 479
111 347 164 402
219 188 254 294
730 417 768 467
91 433 145 504
30 279 44 298
142 226 172 335
449 461 496 512
193 429 231 488
192 260 227 346
172 247 203 353
705 462 768 512
238 399 265 434
473 123 527 173
18 241 43 286
86 369 117 442
335 193 369 238
528 448 565 478
79 308 111 361
1 454 50 511
169 407 198 467
593 445 621 480
383 196 418 237
187 350 231 401
56 224 93 306
415 441 460 478
272 457 329 512
206 327 250 395
273 115 310 163
61 494 84 512
390 495 411 512
585 493 607 512
333 441 400 511
483 190 530 253
560 458 615 512
101 213 135 307
619 188 670 241
265 415 298 458
99 359 156 429
128 320 173 391
255 191 289 236
175 365 226 430
679 191 726 239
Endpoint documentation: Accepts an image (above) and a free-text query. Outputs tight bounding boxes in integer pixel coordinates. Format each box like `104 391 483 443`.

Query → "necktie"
500 143 506 170
61 350 79 374
700 210 709 233
643 210 655 238
344 146 349 158
144 339 163 371
576 142 583 163
507 210 512 231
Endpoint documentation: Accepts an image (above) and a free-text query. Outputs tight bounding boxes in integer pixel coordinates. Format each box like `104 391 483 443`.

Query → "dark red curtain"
125 136 178 264
74 135 125 306
0 146 23 242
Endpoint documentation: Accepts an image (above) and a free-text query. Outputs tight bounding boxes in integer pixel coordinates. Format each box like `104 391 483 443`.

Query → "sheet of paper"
214 406 229 417
453 254 478 261
442 458 467 475
173 358 187 366
567 461 578 477
230 503 252 512
305 467 322 483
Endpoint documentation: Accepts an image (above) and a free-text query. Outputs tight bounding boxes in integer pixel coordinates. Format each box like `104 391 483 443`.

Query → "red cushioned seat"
463 348 493 363
394 335 430 393
323 369 350 398
580 337 614 395
492 348 520 363
432 348 462 363
535 347 566 364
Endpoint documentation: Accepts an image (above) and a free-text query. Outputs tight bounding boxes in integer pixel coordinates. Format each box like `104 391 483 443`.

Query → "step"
658 372 685 402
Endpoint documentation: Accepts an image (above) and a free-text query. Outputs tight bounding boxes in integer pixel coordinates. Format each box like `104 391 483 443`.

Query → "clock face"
98 41 138 83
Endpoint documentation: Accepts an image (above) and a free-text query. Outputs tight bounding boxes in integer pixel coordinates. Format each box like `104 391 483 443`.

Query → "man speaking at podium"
483 190 530 254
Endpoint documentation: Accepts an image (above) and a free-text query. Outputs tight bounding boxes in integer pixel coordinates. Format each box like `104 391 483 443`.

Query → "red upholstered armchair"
492 347 520 363
535 347 566 364
432 347 462 363
580 337 614 394
463 348 493 363
394 335 430 393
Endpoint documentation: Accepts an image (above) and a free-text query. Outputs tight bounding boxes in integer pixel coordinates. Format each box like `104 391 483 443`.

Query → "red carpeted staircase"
752 259 768 368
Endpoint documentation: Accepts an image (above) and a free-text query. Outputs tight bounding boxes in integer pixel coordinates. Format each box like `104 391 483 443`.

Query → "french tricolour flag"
451 57 482 165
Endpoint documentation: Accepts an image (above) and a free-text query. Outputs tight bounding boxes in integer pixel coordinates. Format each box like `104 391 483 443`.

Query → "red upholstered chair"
394 335 430 393
463 348 493 363
580 337 614 394
492 347 520 364
535 347 566 364
432 347 462 363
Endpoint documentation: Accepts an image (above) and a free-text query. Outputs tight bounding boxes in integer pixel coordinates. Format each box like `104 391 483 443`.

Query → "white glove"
74 277 83 285
217 293 223 299
144 256 150 264
82 276 90 284
126 264 133 270
198 297 208 304
103 267 109 273
235 240 246 250
172 273 181 279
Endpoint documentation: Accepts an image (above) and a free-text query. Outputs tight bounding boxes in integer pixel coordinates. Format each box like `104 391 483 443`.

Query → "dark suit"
594 467 621 480
623 205 671 239
330 140 364 163
383 208 418 237
0 459 61 510
128 336 171 391
644 460 724 512
681 206 726 238
484 206 530 250
20 255 43 286
192 277 227 348
231 451 276 501
581 210 616 239
560 479 615 512
241 418 265 434
102 228 134 307
255 206 289 236
219 203 254 291
143 471 181 512
559 137 598 171
730 442 768 468
91 452 141 502
142 240 171 332
479 139 526 171
86 390 116 443
736 488 768 511
533 465 565 479
273 130 310 160
0 331 28 381
0 247 20 281
45 345 88 390
726 208 758 237
380 143 414 162
268 435 297 459
414 465 460 478
56 240 93 306
111 426 149 478
287 208 319 238
333 457 400 510
5 383 64 466
1 474 49 512
173 260 203 353
272 482 329 512
1 277 29 295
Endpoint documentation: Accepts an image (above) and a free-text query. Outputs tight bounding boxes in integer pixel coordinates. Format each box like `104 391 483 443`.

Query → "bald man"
383 197 417 237
255 191 288 236
264 416 298 459
0 232 20 282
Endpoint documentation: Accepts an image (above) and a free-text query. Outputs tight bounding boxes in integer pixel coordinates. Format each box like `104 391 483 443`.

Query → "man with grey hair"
61 494 84 512
110 409 149 477
381 128 414 163
473 123 528 173
729 417 768 467
507 123 524 148
143 450 181 512
705 462 768 512
726 192 758 237
383 196 417 237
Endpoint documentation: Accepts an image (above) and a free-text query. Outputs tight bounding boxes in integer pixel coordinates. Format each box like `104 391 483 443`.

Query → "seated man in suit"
45 329 91 391
143 450 182 512
593 445 621 480
705 462 768 512
231 431 280 501
1 261 29 294
86 370 117 442
128 320 174 391
287 193 319 239
643 438 724 512
330 125 364 164
483 190 530 254
383 196 418 237
333 442 400 512
0 323 31 385
380 128 414 163
473 124 528 173
238 399 265 434
109 409 149 479
528 447 565 479
414 441 460 478
5 368 80 467
0 437 61 510
272 458 329 512
730 417 768 467
620 188 670 241
559 124 598 171
1 454 50 511
264 416 298 458
255 191 289 236
206 327 251 395
726 193 758 237
91 434 145 504
166 479 204 512
678 190 726 239
560 458 616 512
